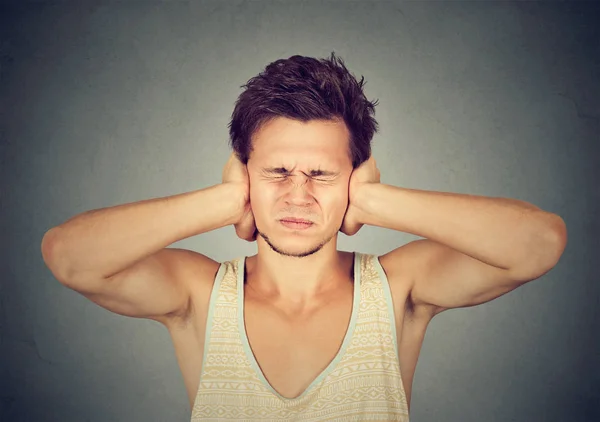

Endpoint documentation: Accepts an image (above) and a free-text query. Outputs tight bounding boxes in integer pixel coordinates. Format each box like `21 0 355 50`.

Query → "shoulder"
172 250 223 288
165 250 228 325
376 241 441 319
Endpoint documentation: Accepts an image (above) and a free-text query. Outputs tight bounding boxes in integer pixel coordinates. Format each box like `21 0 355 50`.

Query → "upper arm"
62 248 220 325
380 239 552 317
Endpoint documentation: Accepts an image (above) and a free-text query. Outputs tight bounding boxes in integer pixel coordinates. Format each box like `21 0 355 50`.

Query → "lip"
279 218 314 230
280 217 313 224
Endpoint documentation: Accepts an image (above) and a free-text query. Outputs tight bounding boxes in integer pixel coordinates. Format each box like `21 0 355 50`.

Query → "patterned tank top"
190 252 410 421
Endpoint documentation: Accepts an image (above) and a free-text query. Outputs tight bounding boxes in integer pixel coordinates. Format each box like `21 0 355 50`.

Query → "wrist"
352 182 384 227
220 182 249 223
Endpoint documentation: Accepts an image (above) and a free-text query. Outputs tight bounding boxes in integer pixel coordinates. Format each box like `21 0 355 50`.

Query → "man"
41 53 567 421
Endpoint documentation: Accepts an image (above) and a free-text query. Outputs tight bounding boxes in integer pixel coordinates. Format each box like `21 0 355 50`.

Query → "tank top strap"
355 252 401 359
195 258 266 409
336 252 403 378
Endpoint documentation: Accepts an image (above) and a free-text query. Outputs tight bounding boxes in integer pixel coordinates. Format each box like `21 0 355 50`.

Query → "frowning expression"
247 117 353 257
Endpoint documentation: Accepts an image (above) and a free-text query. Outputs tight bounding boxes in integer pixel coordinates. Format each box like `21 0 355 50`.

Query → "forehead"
250 117 351 168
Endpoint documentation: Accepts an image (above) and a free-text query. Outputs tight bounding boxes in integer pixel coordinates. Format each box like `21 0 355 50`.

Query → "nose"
284 175 315 206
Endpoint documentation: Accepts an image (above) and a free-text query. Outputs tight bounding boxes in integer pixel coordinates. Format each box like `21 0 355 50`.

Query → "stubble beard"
257 226 338 258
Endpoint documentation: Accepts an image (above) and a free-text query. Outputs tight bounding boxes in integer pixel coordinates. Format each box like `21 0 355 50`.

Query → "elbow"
41 228 59 270
41 228 74 284
552 214 568 253
511 216 568 282
543 214 567 268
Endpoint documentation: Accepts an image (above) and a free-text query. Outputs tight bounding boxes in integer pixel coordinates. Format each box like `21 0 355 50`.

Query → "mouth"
279 218 314 230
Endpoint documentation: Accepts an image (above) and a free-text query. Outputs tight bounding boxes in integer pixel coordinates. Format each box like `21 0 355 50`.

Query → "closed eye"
268 175 334 185
260 167 338 184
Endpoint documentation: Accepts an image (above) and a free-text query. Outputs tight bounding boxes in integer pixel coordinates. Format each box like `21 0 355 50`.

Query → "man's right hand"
222 152 257 242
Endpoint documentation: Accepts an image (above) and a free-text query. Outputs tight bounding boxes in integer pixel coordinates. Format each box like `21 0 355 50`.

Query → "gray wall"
1 1 598 421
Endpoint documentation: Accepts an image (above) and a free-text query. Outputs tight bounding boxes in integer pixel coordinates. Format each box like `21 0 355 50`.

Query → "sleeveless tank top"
190 252 410 421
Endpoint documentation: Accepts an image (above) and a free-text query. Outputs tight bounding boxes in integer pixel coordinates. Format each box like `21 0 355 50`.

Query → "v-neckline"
236 252 361 401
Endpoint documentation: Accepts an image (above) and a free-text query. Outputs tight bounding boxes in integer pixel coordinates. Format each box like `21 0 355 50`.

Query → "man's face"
247 117 354 258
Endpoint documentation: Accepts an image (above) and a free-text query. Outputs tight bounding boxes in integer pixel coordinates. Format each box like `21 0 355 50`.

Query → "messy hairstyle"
228 52 379 168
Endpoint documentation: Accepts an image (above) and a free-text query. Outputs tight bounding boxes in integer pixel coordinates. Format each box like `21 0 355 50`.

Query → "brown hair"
228 52 379 168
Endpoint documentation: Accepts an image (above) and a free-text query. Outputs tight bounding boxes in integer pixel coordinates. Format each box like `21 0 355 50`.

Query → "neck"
245 237 352 308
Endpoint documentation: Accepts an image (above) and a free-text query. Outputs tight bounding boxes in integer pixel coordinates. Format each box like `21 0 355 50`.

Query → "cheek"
249 184 275 217
322 188 350 216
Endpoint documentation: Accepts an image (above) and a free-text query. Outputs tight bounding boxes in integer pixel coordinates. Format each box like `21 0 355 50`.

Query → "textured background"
1 1 598 421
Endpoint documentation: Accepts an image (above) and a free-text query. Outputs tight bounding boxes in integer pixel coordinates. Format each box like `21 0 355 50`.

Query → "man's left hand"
340 155 381 236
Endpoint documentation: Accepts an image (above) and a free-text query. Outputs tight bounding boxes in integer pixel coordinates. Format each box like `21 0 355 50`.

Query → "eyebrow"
261 167 339 177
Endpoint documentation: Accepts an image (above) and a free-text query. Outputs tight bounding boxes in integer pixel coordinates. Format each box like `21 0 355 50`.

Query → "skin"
44 114 565 413
227 117 419 405
243 117 356 310
222 115 565 405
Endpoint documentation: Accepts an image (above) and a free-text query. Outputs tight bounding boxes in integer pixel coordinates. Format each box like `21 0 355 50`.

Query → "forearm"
41 183 244 281
355 183 566 273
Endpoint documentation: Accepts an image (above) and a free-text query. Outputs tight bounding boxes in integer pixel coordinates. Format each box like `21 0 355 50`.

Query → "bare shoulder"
171 248 221 285
169 249 222 323
377 241 440 321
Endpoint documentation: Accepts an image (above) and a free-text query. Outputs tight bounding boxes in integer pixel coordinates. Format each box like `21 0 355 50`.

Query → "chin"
258 228 334 258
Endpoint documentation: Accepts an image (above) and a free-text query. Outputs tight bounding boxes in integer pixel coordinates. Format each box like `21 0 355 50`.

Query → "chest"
242 293 353 399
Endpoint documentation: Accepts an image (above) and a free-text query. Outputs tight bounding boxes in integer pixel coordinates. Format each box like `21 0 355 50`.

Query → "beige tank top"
190 252 410 421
